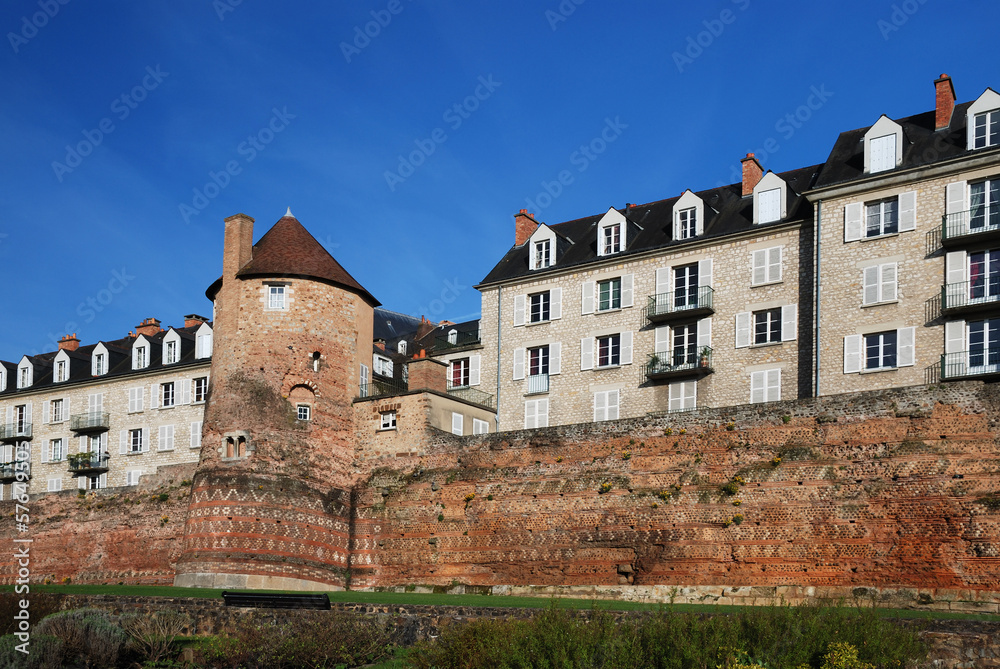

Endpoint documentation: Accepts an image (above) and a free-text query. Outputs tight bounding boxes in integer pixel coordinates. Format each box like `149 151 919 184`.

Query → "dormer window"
678 209 696 239
397 340 407 355
0 368 6 392
55 360 67 382
195 324 213 359
533 239 551 269
447 329 458 345
869 135 897 173
672 191 705 240
752 172 788 225
968 89 1000 150
164 339 178 365
93 351 107 376
17 365 31 389
758 189 781 223
133 342 149 370
601 223 621 255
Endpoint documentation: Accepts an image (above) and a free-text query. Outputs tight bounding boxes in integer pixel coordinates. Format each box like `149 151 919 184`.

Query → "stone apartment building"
474 73 1000 429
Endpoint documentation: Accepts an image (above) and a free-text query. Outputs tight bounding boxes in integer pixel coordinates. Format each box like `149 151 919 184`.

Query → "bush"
35 608 130 667
120 610 191 664
406 603 924 669
0 633 63 669
197 611 395 669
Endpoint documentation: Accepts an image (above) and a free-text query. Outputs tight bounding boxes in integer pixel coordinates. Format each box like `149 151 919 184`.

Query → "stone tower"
174 210 378 590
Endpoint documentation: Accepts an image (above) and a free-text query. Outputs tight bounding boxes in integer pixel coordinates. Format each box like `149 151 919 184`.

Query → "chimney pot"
134 318 162 338
58 334 80 352
741 153 764 197
934 73 956 130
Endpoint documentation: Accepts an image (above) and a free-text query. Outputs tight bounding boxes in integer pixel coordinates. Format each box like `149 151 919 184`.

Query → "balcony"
645 347 714 381
644 286 714 323
68 452 110 476
940 350 1000 382
357 379 409 400
435 330 481 350
446 380 496 410
524 373 549 395
0 461 29 483
941 209 1000 248
70 412 111 433
941 281 1000 317
0 424 32 443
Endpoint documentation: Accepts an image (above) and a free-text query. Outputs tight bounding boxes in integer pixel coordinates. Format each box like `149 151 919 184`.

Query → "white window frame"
597 278 622 312
967 90 1000 150
750 369 781 404
862 263 898 305
869 134 897 173
751 247 782 285
50 399 65 423
533 239 551 269
600 222 622 256
193 377 208 403
47 477 63 492
373 355 394 377
54 358 68 383
529 291 551 323
16 359 32 389
126 470 142 486
161 382 175 408
596 334 621 368
379 411 396 431
128 428 144 454
527 226 557 270
92 346 108 376
133 342 149 370
164 338 179 365
267 284 287 310
296 404 311 421
50 438 64 462
673 190 704 240
593 389 620 422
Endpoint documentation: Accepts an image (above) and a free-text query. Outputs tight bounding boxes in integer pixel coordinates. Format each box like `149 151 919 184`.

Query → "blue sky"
2 0 998 361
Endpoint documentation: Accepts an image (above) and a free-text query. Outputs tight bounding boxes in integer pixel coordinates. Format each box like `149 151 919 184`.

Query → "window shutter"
766 369 781 402
881 263 898 302
768 247 782 283
550 288 562 320
513 294 526 326
78 435 87 453
844 203 863 242
695 204 704 236
149 385 158 409
40 441 48 463
621 274 634 308
452 413 464 436
620 331 633 365
469 355 481 386
781 305 797 341
582 281 595 314
945 320 965 354
697 317 712 349
180 379 192 405
863 266 880 305
141 428 149 453
549 343 561 376
898 191 917 231
513 348 525 380
100 473 107 488
844 335 863 373
946 251 968 286
524 401 536 429
946 181 967 216
655 326 670 354
580 337 594 370
42 401 49 424
78 476 87 490
698 259 713 288
594 391 606 421
537 399 549 428
655 267 671 296
672 211 680 240
607 390 619 420
735 312 751 348
750 371 765 404
751 250 766 285
897 327 915 367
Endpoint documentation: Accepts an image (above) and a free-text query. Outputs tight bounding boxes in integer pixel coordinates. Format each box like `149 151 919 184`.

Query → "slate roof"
207 213 380 307
479 164 821 286
372 308 423 344
0 322 211 398
813 100 983 190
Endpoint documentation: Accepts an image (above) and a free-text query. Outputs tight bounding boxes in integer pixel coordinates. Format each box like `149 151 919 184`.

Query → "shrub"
720 481 740 496
35 608 129 668
119 610 191 664
732 514 744 525
598 482 612 494
0 633 64 669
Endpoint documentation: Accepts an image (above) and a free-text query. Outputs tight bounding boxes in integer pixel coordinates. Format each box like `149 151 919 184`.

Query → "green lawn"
3 583 998 621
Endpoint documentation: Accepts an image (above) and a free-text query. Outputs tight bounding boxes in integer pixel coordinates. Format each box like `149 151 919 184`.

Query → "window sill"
595 308 623 315
524 390 549 397
859 232 900 243
750 341 783 349
158 448 175 452
595 364 622 371
859 366 898 375
861 300 899 308
751 280 783 289
525 319 551 327
193 400 206 405
159 405 175 410
377 427 397 432
126 451 144 457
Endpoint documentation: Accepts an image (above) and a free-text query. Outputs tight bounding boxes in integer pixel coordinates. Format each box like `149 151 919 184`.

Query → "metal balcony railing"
68 451 110 475
940 350 1000 380
446 384 496 410
646 347 713 378
435 331 481 349
942 208 1000 242
70 412 111 432
645 286 714 321
0 423 32 442
357 379 409 400
0 461 29 482
525 373 549 395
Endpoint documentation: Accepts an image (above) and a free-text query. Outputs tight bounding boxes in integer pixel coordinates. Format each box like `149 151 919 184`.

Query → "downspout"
495 286 502 432
814 200 822 397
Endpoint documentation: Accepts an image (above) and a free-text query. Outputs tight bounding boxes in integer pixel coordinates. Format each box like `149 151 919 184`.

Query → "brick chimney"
408 351 447 393
416 316 435 341
223 213 255 279
58 334 80 352
741 153 764 196
935 73 956 130
184 314 210 328
515 209 539 246
135 318 162 337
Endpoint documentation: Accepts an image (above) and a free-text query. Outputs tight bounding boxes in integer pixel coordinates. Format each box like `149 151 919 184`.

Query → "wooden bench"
221 591 331 610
